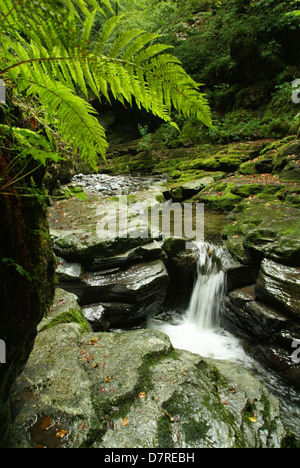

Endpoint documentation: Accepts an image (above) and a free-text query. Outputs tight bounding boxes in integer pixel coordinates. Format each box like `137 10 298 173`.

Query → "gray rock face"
10 324 289 449
60 260 169 329
255 259 300 318
223 285 300 389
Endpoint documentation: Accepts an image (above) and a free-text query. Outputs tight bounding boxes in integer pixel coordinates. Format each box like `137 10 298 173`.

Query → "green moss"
156 415 174 448
40 308 90 333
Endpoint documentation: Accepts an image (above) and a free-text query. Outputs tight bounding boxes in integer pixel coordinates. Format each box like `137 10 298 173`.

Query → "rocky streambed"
9 138 300 448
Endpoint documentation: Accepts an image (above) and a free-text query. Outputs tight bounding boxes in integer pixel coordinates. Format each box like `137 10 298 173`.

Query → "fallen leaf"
40 416 52 431
56 430 68 439
105 376 111 383
138 391 147 399
89 338 100 345
121 418 129 427
249 416 257 423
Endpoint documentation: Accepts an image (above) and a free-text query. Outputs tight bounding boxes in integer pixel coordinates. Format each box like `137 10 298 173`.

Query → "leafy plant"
0 0 212 175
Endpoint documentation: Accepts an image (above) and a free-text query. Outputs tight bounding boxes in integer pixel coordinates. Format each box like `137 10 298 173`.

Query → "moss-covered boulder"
10 325 293 448
222 196 300 266
38 288 92 333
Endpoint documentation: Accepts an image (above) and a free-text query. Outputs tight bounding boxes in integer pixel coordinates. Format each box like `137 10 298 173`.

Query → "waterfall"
148 241 248 363
186 242 226 331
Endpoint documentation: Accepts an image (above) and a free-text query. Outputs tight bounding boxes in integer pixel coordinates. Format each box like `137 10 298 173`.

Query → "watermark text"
292 79 300 104
96 197 204 248
0 339 6 364
291 339 300 364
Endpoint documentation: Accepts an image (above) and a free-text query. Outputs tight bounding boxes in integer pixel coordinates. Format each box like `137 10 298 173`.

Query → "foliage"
120 0 300 112
0 0 212 175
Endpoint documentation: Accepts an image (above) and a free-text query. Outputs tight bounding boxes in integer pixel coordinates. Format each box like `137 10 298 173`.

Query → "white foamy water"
149 242 249 364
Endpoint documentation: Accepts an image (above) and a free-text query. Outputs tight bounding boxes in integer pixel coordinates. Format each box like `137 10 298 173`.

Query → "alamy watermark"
0 340 6 364
0 80 6 104
292 79 300 104
291 340 300 364
96 197 204 247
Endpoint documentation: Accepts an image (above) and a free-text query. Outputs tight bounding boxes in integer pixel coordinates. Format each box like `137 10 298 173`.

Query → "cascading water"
148 241 248 363
186 242 226 331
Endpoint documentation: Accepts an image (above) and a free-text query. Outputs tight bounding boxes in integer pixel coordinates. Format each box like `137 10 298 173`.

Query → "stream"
148 239 300 441
148 241 249 364
67 173 300 441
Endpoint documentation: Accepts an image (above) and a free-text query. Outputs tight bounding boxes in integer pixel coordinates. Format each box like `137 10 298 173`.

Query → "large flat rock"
10 324 289 448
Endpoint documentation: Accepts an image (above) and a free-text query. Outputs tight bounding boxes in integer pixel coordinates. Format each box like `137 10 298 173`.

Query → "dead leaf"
138 392 146 399
56 430 68 439
89 338 100 345
121 418 129 427
30 117 38 129
105 376 111 383
40 416 52 431
249 416 257 423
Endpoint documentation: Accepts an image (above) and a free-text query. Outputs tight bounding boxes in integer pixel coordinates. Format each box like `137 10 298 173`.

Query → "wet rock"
49 175 168 269
56 257 82 282
223 285 300 389
255 259 300 318
60 260 169 329
221 249 259 291
10 325 291 448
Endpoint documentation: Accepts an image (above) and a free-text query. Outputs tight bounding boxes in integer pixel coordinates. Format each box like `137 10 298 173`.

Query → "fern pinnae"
25 77 108 168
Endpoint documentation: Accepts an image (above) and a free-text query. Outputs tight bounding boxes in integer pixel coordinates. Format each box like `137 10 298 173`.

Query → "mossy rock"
222 197 300 266
38 288 92 333
10 327 291 448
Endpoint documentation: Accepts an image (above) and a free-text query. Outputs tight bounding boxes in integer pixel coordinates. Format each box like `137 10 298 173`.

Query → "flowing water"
149 241 250 364
148 240 300 440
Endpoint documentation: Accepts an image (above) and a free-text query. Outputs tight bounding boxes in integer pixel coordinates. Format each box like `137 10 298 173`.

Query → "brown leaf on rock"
56 430 68 439
40 416 52 431
121 418 129 427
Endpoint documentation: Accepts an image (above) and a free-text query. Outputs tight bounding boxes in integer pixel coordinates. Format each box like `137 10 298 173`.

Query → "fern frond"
25 77 108 169
0 0 212 169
